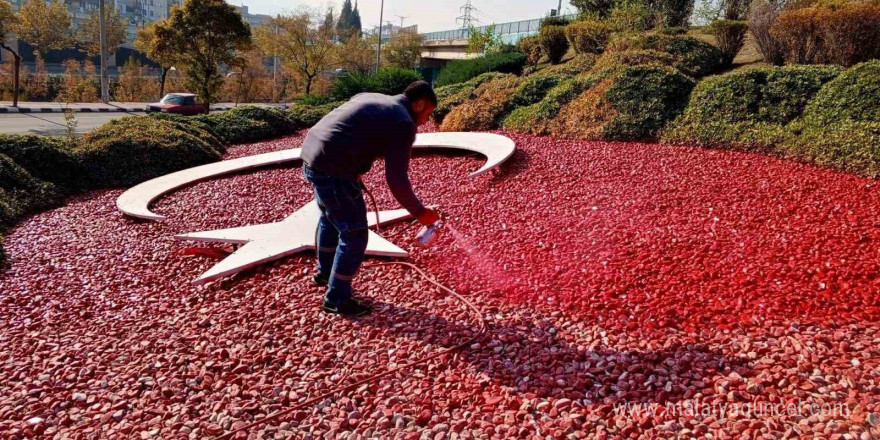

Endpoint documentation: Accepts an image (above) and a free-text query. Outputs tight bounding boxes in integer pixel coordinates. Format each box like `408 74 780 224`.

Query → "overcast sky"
235 0 578 33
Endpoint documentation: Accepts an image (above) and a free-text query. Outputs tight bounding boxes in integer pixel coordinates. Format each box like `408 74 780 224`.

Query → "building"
234 5 272 29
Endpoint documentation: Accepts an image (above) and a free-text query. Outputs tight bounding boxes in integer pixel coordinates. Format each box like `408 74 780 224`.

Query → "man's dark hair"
404 81 438 106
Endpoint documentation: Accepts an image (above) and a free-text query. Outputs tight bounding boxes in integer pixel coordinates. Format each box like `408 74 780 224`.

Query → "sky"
235 0 578 33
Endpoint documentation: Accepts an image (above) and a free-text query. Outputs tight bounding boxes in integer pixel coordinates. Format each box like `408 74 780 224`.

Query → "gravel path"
1 128 878 439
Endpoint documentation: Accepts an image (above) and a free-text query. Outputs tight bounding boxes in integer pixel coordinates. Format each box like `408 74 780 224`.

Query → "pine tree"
350 1 362 37
321 6 335 37
337 0 353 41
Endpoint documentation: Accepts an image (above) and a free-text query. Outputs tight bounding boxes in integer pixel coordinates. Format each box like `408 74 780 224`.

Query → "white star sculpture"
174 200 412 285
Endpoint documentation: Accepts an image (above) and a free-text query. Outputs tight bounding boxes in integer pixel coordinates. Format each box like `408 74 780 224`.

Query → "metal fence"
420 14 579 45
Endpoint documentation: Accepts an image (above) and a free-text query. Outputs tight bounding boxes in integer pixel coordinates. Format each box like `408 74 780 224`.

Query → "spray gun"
415 215 444 247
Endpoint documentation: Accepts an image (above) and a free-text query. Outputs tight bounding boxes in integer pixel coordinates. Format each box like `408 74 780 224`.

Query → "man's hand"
417 208 440 226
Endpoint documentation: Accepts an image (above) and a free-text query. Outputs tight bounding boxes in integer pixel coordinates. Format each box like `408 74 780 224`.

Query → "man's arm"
385 123 427 218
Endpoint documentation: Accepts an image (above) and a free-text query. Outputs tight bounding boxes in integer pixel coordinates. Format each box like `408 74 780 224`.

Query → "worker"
301 81 441 316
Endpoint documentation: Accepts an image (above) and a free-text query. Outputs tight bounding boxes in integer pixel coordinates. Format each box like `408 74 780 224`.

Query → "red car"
145 93 208 115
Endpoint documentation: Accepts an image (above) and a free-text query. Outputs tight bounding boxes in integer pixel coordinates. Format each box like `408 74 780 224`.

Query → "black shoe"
312 272 329 287
323 298 372 317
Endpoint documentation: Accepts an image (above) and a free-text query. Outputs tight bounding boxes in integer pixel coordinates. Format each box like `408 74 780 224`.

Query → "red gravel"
1 127 878 439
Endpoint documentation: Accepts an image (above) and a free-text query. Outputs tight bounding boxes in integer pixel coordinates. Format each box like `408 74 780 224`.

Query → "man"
301 81 441 317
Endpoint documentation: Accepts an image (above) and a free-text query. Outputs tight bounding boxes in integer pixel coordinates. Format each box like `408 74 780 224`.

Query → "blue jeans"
303 164 369 306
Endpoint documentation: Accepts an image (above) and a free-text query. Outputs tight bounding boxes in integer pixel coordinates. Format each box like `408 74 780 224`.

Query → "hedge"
780 121 880 177
551 65 695 141
502 74 599 135
0 153 63 227
607 34 725 77
543 54 598 76
593 49 677 71
434 72 509 124
801 61 880 127
518 36 542 66
566 20 611 55
662 65 843 149
330 67 422 101
0 134 89 192
224 106 300 138
511 73 567 107
76 116 224 187
288 101 344 128
435 52 526 87
440 75 522 132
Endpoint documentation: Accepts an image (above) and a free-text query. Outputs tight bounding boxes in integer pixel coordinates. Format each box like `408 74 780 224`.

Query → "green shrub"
225 105 299 137
197 112 275 145
593 49 677 70
502 74 599 134
543 54 598 76
566 20 611 55
662 65 842 148
287 101 344 128
435 52 526 87
801 61 880 127
0 134 88 192
0 153 63 227
541 15 571 27
77 116 223 187
608 1 653 32
539 26 570 65
440 75 522 131
511 73 566 107
434 72 509 124
780 121 880 177
518 36 543 66
330 67 422 101
709 19 748 66
608 34 725 77
296 94 336 106
552 65 694 141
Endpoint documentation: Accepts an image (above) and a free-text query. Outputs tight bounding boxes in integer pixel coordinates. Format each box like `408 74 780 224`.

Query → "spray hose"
214 186 485 439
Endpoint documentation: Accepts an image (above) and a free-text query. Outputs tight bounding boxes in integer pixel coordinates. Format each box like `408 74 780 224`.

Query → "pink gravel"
1 127 878 439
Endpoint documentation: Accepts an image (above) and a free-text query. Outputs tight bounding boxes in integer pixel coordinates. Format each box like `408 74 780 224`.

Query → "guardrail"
420 14 578 45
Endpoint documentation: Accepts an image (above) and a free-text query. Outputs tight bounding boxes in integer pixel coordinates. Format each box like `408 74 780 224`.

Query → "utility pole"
457 0 479 29
558 0 563 16
396 14 406 28
375 0 384 72
271 21 278 102
99 0 109 103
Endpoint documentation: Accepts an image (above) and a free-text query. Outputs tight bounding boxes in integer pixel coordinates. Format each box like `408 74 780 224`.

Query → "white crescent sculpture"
116 132 516 221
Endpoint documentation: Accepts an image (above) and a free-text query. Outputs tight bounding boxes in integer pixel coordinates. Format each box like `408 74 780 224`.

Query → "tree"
0 0 73 107
337 0 353 41
350 2 362 37
154 0 252 109
15 0 73 54
466 24 502 54
320 6 335 37
255 9 335 95
384 31 423 68
571 0 616 18
78 6 127 57
135 23 178 99
337 34 375 73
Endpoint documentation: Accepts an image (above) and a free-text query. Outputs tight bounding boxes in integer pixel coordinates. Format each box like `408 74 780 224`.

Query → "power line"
456 0 480 29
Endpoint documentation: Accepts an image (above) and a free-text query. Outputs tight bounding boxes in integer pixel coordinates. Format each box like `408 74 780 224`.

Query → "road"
0 112 145 136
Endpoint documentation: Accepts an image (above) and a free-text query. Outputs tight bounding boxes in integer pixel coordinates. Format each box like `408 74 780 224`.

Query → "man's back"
301 93 417 181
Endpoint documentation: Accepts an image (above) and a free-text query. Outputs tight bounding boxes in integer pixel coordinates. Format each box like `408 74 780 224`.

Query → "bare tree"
255 8 335 95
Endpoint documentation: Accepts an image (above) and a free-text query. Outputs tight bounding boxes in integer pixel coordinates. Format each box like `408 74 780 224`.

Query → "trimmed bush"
225 106 299 137
771 1 880 66
541 15 571 27
502 74 599 134
662 65 842 148
710 19 748 66
435 52 526 87
566 20 611 55
593 49 677 70
330 67 422 101
296 94 336 106
539 26 570 65
288 101 344 128
543 54 598 76
77 116 223 187
608 1 653 32
197 112 274 145
607 34 725 77
0 153 63 227
511 73 566 107
434 72 509 124
440 75 522 132
0 134 88 192
780 121 880 177
801 61 880 127
551 65 695 141
518 36 543 66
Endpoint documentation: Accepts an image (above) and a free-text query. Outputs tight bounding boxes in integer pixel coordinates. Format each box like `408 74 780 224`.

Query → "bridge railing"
421 14 579 45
